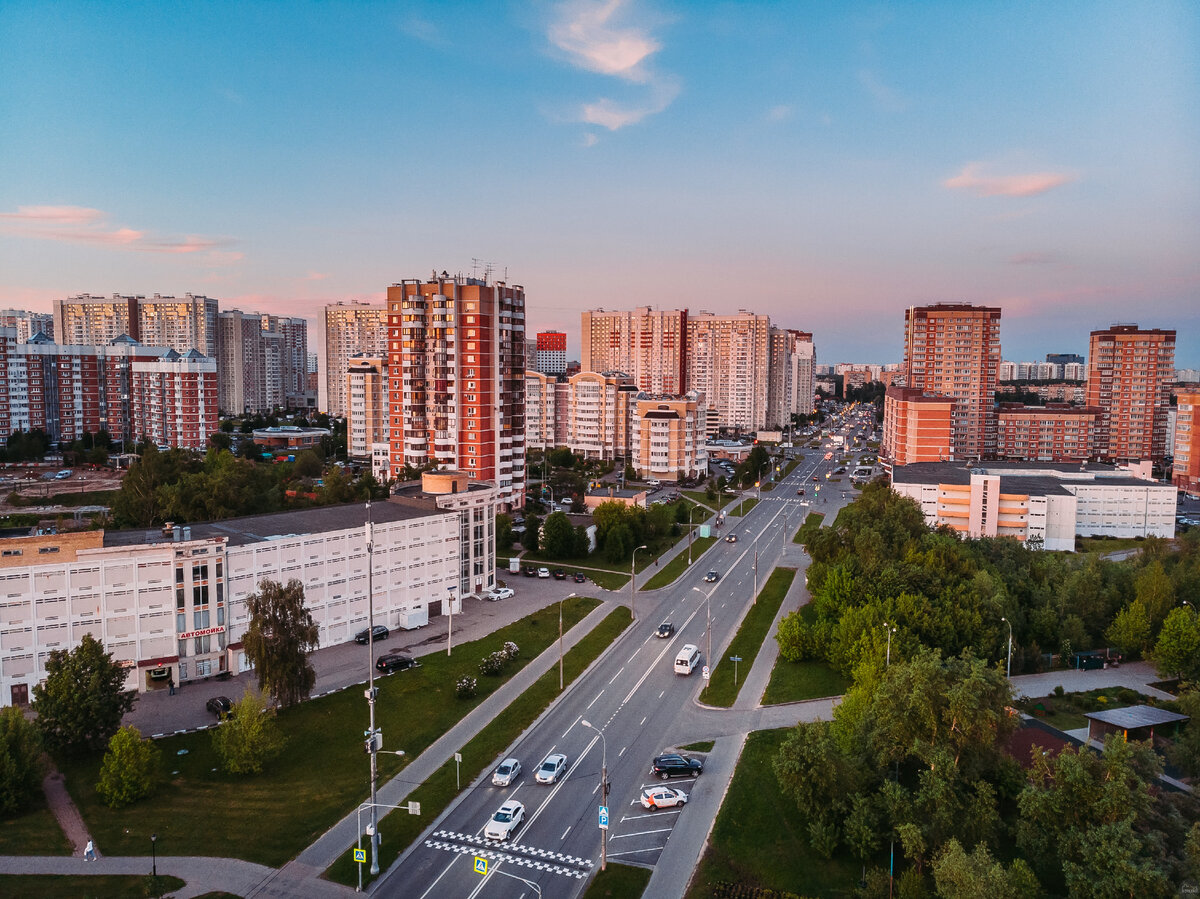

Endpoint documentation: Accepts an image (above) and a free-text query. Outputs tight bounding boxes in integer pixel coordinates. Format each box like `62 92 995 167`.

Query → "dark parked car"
656 622 675 638
650 753 703 780
552 569 567 580
523 565 539 577
206 696 232 719
354 624 390 645
704 570 720 583
572 572 587 583
376 653 419 673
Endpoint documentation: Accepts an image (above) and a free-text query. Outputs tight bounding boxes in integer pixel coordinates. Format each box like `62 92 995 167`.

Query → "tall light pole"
753 528 759 603
365 502 382 875
1001 616 1013 679
559 592 575 690
630 544 648 621
581 719 608 872
151 833 157 879
883 621 896 667
446 585 455 657
693 585 711 682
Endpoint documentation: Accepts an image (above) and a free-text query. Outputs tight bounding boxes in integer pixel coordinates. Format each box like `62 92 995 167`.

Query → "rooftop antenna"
471 258 482 279
484 262 494 284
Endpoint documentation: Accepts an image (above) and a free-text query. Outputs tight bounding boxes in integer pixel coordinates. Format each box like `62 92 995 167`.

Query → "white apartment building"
347 355 388 460
688 311 770 434
568 371 635 461
630 391 708 481
525 371 559 451
0 310 54 342
890 461 1176 551
323 302 387 418
0 473 498 708
580 308 688 395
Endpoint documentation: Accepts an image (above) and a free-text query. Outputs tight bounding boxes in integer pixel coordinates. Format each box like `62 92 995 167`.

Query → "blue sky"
1 1 1197 366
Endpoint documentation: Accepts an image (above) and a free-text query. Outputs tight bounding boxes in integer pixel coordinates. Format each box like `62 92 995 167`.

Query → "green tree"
242 579 319 708
96 725 159 808
293 449 323 479
495 513 513 553
523 514 541 552
1105 600 1152 659
541 511 575 559
1153 606 1200 682
211 690 286 775
604 522 631 563
932 839 1041 899
1166 690 1200 778
0 706 45 816
33 634 135 755
1135 561 1175 630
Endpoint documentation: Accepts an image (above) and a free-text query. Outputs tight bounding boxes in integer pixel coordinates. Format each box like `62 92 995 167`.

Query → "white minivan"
674 644 701 675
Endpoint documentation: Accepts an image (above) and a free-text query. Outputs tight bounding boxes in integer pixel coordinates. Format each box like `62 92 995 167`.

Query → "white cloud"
580 76 680 130
0 205 236 255
944 162 1076 198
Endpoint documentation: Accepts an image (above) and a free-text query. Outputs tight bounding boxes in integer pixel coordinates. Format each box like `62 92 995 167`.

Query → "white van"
674 644 701 676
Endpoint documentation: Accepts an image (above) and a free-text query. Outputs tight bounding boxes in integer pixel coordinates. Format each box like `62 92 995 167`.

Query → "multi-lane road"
378 443 852 898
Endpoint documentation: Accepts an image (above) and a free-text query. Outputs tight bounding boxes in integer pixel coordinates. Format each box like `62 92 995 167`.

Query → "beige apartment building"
323 302 387 418
567 371 637 462
767 328 816 427
581 308 688 395
688 311 770 434
525 371 558 451
347 355 388 460
1085 324 1176 463
631 391 708 481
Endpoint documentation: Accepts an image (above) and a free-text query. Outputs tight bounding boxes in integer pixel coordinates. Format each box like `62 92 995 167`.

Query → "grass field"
0 793 72 855
581 863 653 899
1075 536 1149 555
762 659 850 705
683 490 735 509
326 606 633 888
793 512 825 544
640 537 717 590
0 875 184 898
686 729 861 898
701 568 796 708
54 598 601 868
588 569 631 590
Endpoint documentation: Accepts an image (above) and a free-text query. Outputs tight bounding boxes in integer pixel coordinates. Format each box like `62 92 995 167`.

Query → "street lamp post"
559 592 576 690
581 719 608 872
1001 616 1013 679
630 544 648 621
151 833 157 878
365 502 382 875
446 586 455 657
884 622 897 667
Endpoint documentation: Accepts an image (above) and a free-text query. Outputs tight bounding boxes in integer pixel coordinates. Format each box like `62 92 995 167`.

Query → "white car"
484 799 525 841
535 752 567 784
640 786 688 809
486 587 515 602
537 567 551 579
492 758 521 787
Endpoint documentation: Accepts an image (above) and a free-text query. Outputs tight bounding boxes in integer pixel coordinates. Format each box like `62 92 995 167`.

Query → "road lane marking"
586 690 604 710
610 827 675 839
618 745 626 757
561 826 571 840
561 716 579 738
608 666 625 685
608 847 664 857
639 716 647 726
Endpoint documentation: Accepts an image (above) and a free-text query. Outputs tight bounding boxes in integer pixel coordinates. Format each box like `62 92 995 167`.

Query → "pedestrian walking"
84 840 96 861
168 674 175 696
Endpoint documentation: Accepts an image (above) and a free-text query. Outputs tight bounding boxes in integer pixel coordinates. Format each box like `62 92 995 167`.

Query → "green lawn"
582 863 653 899
0 793 73 855
640 536 717 590
730 497 759 517
679 740 715 752
763 659 851 704
793 512 825 544
0 875 185 898
684 490 735 509
701 568 796 707
686 728 862 898
327 606 634 888
55 597 600 867
1075 536 1149 555
587 569 631 590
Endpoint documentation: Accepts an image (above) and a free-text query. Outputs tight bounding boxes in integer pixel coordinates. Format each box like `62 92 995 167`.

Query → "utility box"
509 558 521 573
397 607 428 630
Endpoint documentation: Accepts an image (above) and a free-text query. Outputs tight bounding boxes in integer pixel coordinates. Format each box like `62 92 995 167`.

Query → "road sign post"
599 805 609 830
474 856 488 875
730 655 743 686
701 665 710 680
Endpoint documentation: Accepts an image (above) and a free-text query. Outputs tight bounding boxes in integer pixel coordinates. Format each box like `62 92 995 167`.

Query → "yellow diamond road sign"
353 848 366 863
474 856 489 875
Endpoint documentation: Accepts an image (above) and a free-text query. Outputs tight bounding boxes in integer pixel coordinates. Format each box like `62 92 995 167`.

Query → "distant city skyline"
2 2 1196 365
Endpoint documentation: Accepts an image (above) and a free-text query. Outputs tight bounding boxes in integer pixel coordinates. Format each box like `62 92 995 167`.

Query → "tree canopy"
32 634 135 756
0 706 44 816
242 579 319 708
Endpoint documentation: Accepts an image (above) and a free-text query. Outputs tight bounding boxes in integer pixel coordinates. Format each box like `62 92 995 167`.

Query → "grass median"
700 568 796 708
640 536 717 590
763 658 850 704
326 605 634 889
792 511 824 544
0 875 185 898
730 497 759 517
54 597 600 867
581 862 653 898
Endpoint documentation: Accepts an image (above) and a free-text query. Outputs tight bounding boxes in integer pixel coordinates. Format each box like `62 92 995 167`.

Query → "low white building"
890 461 1176 552
0 471 498 707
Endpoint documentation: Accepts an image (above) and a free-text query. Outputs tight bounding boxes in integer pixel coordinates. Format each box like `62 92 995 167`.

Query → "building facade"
322 302 387 418
1173 391 1199 495
995 404 1102 463
881 386 954 467
567 371 636 462
346 355 388 460
387 274 526 509
534 331 567 375
581 308 688 395
524 371 558 451
0 310 54 342
901 303 1002 460
687 311 770 434
630 391 707 481
1085 325 1176 464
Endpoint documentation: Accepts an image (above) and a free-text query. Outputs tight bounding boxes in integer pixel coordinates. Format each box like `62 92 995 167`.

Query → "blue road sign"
599 805 610 830
474 856 489 875
353 848 366 863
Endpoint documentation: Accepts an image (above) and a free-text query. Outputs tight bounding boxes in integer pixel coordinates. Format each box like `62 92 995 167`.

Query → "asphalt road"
376 444 847 898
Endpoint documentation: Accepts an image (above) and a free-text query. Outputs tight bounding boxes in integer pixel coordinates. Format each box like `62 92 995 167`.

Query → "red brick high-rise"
1085 324 1175 463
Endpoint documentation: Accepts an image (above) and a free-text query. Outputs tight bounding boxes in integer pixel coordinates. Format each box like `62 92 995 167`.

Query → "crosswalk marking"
424 838 590 879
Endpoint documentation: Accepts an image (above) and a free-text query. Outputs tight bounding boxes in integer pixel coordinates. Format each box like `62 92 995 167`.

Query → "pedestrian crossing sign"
353 848 366 863
474 856 489 875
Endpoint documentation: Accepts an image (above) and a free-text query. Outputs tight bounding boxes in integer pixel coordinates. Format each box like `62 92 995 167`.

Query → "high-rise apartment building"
581 308 687 395
1173 392 1199 495
347 355 388 460
135 294 219 357
687 311 770 434
261 314 309 408
567 371 637 462
791 333 816 416
524 371 559 451
995 404 1102 463
323 302 387 418
387 274 525 509
881 387 954 466
217 311 308 413
0 309 54 342
765 328 817 425
900 303 1001 460
54 294 138 346
631 391 707 481
1085 324 1175 463
535 331 567 375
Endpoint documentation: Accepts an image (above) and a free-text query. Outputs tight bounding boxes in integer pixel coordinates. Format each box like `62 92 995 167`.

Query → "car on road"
703 570 720 583
206 696 232 719
812 475 819 481
656 621 675 638
522 565 538 577
796 488 805 496
354 624 390 645
375 653 419 673
535 752 567 784
485 587 515 601
537 567 551 579
552 568 567 580
650 753 703 780
484 799 526 841
640 786 688 809
572 571 587 583
492 758 522 787
724 534 738 543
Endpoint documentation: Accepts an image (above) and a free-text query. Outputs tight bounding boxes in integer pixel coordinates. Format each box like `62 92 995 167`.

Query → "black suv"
206 696 232 719
376 653 419 673
650 754 703 780
354 624 390 645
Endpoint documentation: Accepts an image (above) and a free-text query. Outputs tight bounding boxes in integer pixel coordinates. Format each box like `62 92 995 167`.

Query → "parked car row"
520 565 588 583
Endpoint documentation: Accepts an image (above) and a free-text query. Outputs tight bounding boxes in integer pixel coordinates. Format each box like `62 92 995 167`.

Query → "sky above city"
1 1 1197 366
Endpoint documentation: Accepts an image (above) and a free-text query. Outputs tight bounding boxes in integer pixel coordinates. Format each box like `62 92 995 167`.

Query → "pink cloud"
0 205 235 256
0 205 107 224
302 271 331 281
943 163 1075 197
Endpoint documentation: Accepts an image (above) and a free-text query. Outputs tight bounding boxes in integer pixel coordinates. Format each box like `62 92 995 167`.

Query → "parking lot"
605 781 693 865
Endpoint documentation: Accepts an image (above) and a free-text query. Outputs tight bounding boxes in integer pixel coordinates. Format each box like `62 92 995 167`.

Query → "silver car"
492 757 521 787
535 752 567 784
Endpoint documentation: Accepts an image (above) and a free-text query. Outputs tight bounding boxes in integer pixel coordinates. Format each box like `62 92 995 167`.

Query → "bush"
0 706 44 816
456 676 477 699
211 690 286 775
502 641 519 661
96 726 159 809
479 653 506 676
1054 684 1065 696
